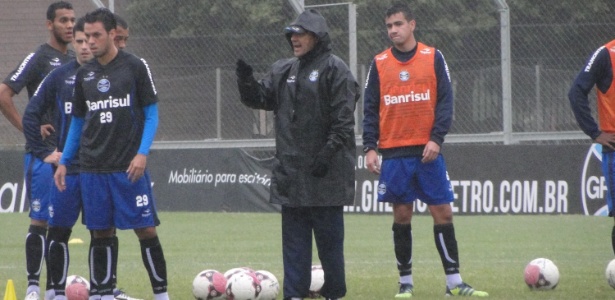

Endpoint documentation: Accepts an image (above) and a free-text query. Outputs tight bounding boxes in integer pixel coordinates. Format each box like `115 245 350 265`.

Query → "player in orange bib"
362 3 488 298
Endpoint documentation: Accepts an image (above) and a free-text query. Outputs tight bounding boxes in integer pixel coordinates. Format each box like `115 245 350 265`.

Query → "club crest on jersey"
49 57 62 67
97 79 110 92
309 70 319 82
399 70 410 81
287 75 296 83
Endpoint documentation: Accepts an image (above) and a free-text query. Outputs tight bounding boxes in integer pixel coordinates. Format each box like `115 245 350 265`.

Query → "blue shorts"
377 155 454 205
602 152 615 216
24 153 53 221
80 171 158 230
49 174 82 227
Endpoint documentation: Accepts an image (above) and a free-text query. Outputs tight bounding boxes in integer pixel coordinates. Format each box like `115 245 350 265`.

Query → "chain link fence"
1 0 614 147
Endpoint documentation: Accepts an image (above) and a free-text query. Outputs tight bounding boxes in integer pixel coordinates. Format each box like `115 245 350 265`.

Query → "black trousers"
281 205 346 299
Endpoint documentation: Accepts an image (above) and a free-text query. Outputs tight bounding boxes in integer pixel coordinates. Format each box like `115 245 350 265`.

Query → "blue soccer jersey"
4 44 74 151
23 60 81 174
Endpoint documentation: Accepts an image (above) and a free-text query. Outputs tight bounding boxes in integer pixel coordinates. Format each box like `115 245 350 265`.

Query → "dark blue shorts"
24 153 53 221
377 155 454 205
49 174 81 227
80 171 158 230
602 151 615 216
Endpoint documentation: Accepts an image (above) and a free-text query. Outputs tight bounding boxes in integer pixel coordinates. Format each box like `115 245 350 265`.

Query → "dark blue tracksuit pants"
282 205 346 299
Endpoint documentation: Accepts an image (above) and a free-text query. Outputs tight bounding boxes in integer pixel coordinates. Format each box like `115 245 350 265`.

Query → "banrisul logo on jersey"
581 144 609 216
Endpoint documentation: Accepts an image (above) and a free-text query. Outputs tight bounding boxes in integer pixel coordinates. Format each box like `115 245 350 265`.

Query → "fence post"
216 68 221 139
494 0 513 144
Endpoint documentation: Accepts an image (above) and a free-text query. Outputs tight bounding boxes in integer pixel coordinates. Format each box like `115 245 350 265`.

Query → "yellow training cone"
4 279 16 300
68 238 84 244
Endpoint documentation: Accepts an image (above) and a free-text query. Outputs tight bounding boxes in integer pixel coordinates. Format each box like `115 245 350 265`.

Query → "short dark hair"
73 17 85 35
386 2 414 21
47 1 73 21
84 8 117 32
113 13 129 30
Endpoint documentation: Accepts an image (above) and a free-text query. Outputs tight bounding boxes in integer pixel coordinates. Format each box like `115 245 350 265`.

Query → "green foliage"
0 212 613 299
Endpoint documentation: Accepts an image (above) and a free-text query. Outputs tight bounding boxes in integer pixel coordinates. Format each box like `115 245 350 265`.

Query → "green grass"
0 212 614 299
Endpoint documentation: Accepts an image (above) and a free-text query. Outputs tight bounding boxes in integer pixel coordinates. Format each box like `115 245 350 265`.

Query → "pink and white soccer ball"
65 275 90 300
224 267 255 280
254 270 279 300
226 270 261 300
524 258 559 290
605 259 615 289
309 265 325 298
65 275 90 290
192 269 227 300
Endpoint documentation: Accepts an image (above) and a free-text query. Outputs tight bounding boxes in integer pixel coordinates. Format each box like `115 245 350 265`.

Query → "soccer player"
22 16 90 300
113 13 129 50
54 8 169 300
0 2 75 300
236 9 359 300
569 39 615 255
362 3 488 298
23 17 142 300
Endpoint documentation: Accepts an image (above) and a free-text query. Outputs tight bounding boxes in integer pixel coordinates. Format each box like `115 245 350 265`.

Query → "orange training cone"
3 279 16 300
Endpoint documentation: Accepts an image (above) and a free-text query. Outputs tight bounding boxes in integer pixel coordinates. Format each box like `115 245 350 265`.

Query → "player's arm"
127 103 158 182
1 52 39 132
422 50 453 163
23 73 57 162
568 46 611 141
431 50 453 146
0 83 21 131
362 59 381 173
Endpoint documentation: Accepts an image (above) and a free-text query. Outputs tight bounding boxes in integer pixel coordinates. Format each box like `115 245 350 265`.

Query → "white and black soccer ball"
224 267 255 280
192 269 227 300
605 259 615 289
524 258 559 290
309 265 324 298
254 270 279 300
65 275 90 290
226 270 261 300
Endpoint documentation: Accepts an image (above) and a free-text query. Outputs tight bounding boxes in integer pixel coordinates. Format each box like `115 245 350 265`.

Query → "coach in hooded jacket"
236 9 359 300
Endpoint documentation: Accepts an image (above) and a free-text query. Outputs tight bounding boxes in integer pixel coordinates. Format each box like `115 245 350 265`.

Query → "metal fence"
1 0 614 147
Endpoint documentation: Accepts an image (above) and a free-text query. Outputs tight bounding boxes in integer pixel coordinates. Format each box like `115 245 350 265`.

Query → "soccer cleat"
395 283 414 298
24 291 39 300
445 282 488 297
113 289 143 300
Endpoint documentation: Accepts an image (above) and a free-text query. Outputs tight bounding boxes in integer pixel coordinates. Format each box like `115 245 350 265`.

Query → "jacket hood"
284 9 331 56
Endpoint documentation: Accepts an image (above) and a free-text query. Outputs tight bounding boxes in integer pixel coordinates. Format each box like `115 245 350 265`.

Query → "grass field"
1 212 614 299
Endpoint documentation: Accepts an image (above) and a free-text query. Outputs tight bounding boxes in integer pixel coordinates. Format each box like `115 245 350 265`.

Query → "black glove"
310 149 334 178
236 59 253 79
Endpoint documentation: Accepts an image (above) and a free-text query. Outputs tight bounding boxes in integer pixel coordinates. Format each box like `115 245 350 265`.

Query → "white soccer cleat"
24 291 39 300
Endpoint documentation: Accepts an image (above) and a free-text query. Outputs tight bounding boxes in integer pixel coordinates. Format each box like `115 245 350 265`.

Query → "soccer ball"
309 265 324 298
254 270 279 300
66 275 90 290
192 269 227 300
226 270 261 300
524 258 559 290
225 267 255 280
65 275 89 300
605 259 615 289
